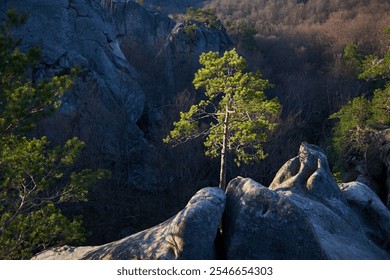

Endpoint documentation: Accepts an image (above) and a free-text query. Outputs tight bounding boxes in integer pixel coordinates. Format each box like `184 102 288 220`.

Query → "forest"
202 0 390 180
0 0 389 259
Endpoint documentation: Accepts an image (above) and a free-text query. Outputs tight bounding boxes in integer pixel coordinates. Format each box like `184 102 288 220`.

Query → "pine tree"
164 49 280 189
0 10 109 259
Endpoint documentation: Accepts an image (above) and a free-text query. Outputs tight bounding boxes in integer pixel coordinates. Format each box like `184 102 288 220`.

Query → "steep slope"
0 0 232 243
1 0 152 188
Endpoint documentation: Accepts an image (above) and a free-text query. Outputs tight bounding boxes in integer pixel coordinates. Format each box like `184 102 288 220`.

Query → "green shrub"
0 10 109 259
330 23 390 169
183 24 198 43
184 7 221 29
330 97 372 157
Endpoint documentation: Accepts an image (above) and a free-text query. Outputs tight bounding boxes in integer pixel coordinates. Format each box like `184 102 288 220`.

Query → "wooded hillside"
201 0 390 181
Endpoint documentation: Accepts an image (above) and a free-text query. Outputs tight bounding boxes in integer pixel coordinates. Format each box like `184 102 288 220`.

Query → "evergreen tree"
330 23 390 164
0 10 108 259
164 49 280 189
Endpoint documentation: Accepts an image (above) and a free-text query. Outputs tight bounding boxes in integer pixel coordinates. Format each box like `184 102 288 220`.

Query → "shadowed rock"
0 0 232 192
366 128 390 208
340 181 390 252
33 187 225 260
223 177 326 259
343 128 390 209
223 143 390 259
0 0 161 190
269 143 345 202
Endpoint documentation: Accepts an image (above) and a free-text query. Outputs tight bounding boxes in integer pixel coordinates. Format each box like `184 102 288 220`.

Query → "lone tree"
164 49 280 189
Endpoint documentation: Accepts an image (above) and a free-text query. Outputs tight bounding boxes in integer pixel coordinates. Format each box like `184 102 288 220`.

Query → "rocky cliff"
0 0 232 243
34 143 390 260
1 0 149 188
0 0 231 192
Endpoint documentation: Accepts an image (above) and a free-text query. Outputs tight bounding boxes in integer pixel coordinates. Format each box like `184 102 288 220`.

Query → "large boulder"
33 187 225 260
223 143 390 259
223 177 326 259
340 181 390 252
269 142 345 202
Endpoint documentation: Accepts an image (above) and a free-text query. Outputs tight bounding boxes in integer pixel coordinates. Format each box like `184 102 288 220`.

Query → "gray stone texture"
340 181 390 252
223 143 390 259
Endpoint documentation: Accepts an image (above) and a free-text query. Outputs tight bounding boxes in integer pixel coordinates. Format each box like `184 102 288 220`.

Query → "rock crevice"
33 187 226 260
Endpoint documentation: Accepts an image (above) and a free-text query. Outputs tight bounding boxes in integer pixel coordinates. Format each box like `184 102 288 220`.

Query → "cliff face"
0 0 231 191
1 0 149 188
0 0 232 242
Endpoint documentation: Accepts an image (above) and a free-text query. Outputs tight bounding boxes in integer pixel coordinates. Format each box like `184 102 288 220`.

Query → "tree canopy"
164 49 280 188
330 24 390 163
0 10 109 259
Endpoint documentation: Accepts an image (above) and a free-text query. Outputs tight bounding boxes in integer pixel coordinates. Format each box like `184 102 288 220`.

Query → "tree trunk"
219 107 230 190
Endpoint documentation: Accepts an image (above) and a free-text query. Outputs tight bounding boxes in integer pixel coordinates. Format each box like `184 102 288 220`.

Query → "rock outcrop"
112 1 232 95
33 187 225 260
223 143 390 259
32 143 390 260
157 20 232 92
